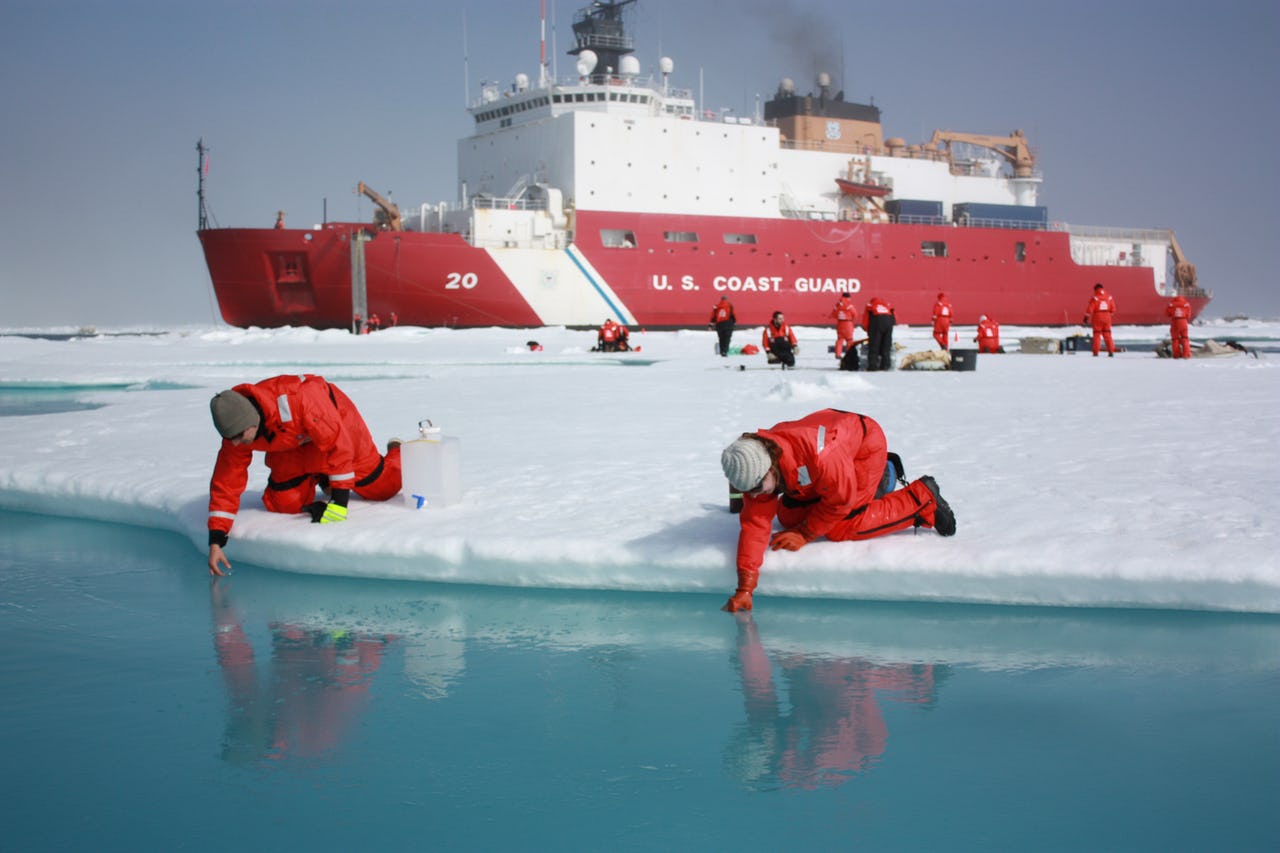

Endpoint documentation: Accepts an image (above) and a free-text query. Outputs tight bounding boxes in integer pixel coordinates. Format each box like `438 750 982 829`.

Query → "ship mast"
568 0 636 80
196 138 209 231
539 0 548 88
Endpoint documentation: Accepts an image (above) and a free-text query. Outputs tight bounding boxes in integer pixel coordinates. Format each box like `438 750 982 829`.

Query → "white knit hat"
721 437 771 491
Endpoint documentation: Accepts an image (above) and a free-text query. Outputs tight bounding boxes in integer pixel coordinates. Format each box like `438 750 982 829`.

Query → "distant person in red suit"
761 311 798 369
365 312 382 333
274 211 287 229
1083 283 1117 357
931 292 953 350
862 296 896 371
1166 294 1192 359
975 315 1001 353
596 318 622 351
710 296 736 356
829 292 858 359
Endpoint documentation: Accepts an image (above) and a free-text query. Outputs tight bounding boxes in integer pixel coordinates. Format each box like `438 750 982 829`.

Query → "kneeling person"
207 374 402 576
719 408 955 612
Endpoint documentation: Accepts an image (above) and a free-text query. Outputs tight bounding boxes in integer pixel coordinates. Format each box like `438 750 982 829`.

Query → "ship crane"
929 129 1036 178
356 181 403 231
1169 230 1199 291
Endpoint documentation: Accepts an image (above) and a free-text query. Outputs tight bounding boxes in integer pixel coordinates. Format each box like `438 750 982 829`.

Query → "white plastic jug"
401 420 462 508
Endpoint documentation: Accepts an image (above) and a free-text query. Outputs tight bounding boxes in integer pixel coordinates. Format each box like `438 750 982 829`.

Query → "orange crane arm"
1168 231 1198 290
929 129 1036 178
356 181 403 231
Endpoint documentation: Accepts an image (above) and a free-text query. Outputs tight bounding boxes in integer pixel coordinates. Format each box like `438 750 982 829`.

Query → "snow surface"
1 320 1277 612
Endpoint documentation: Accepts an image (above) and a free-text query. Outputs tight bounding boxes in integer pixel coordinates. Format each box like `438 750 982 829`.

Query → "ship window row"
475 96 552 123
600 230 1030 262
918 241 1029 262
601 230 761 248
543 92 651 106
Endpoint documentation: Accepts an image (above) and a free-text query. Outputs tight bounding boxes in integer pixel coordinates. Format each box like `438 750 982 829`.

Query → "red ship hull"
199 211 1209 329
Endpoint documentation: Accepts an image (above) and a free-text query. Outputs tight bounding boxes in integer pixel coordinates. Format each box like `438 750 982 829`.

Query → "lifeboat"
835 177 891 198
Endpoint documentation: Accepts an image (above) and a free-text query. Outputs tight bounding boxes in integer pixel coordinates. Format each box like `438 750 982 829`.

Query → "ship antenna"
539 0 547 87
462 5 470 106
196 138 209 231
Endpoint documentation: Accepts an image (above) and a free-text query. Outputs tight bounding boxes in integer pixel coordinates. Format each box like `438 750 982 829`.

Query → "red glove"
770 529 811 551
722 568 758 612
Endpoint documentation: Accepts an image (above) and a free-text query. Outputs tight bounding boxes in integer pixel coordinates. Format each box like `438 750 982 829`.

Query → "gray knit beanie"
210 390 259 438
721 437 771 491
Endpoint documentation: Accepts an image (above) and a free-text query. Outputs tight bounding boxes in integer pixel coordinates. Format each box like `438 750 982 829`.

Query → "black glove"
305 501 328 523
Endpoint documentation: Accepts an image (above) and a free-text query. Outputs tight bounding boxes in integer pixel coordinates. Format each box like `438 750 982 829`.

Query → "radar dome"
619 55 640 76
659 56 674 75
779 77 795 95
514 72 529 91
817 71 831 88
576 50 597 77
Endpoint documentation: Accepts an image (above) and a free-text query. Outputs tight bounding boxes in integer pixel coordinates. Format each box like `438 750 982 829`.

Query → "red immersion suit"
732 410 946 605
931 293 953 350
1084 286 1117 355
975 317 1001 353
829 295 858 357
1166 294 1192 359
208 374 401 541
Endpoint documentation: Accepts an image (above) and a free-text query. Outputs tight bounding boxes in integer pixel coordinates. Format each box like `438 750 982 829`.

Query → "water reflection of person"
725 613 940 790
209 581 393 763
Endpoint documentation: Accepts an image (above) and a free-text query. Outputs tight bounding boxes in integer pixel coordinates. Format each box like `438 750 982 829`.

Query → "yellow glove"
318 503 348 524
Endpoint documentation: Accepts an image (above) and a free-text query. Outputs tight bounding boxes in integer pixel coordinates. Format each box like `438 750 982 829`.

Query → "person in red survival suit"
761 310 799 369
615 323 632 351
975 314 1001 353
206 375 402 576
710 296 736 357
596 318 622 351
728 614 938 789
719 409 955 611
931 292 953 350
862 296 896 371
1166 294 1192 359
1083 283 1117 357
829 292 858 359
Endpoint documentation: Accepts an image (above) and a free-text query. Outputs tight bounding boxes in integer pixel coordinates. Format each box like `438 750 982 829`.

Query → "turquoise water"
1 513 1277 851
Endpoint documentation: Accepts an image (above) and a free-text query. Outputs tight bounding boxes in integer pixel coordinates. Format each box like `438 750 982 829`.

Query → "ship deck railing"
957 216 1048 231
470 196 549 212
1052 222 1173 243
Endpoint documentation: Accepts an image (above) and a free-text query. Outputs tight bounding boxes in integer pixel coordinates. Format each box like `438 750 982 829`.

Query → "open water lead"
401 419 462 509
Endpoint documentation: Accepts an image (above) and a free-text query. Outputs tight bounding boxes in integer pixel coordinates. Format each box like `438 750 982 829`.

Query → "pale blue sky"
2 0 1277 326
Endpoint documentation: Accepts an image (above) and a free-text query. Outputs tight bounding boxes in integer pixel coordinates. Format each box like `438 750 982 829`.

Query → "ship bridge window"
601 229 637 248
723 233 758 245
1015 241 1026 262
663 231 699 243
920 241 948 258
